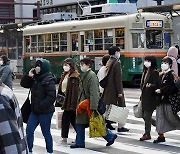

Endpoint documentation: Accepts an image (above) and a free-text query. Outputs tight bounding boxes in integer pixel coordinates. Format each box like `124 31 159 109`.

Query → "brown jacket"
58 71 79 111
103 56 125 107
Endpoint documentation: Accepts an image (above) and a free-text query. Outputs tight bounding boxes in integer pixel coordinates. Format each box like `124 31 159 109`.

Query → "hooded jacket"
0 61 13 89
20 59 56 114
165 46 178 75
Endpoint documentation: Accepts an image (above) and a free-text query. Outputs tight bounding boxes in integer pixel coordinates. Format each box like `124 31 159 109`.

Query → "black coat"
141 70 160 111
20 73 56 114
159 70 178 105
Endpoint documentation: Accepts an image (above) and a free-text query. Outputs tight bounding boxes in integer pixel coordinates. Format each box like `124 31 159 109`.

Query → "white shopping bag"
105 104 129 126
55 108 63 129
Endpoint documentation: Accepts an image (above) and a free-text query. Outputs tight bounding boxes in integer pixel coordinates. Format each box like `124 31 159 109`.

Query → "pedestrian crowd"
0 45 180 154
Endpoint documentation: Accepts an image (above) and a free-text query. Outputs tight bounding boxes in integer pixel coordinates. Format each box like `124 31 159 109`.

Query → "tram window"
132 33 145 48
25 36 30 53
45 34 52 52
52 33 59 52
85 31 94 51
60 33 67 52
164 33 171 49
38 35 45 52
146 30 163 49
71 33 78 51
94 30 103 50
31 35 37 52
115 28 125 49
104 29 113 50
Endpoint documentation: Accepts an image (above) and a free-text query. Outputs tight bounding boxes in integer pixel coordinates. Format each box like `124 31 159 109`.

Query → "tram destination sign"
146 20 163 28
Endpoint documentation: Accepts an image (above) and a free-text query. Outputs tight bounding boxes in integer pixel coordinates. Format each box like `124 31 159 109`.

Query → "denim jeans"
26 112 53 153
76 124 115 146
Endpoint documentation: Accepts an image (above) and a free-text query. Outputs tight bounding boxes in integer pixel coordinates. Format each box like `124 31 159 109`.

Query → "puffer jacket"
20 72 56 114
0 61 12 89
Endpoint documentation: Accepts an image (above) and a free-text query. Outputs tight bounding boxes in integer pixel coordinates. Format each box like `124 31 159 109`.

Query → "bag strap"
106 59 116 78
27 90 31 99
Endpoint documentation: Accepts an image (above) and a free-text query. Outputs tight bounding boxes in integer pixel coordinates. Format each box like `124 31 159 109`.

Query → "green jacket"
76 69 100 124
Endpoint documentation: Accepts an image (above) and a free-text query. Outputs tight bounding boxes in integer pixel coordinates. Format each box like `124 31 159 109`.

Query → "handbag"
89 111 107 138
133 101 143 118
105 104 129 125
99 60 116 88
21 90 31 123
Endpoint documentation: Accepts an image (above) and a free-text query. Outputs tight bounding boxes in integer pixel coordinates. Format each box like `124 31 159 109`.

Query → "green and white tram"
23 12 173 84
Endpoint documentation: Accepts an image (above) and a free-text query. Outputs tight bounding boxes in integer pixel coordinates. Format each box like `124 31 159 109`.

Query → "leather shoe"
106 134 117 146
117 127 129 132
140 134 151 141
70 144 85 148
153 137 165 143
106 124 115 130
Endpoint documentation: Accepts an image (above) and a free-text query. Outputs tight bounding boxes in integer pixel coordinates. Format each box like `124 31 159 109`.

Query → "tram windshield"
146 30 163 49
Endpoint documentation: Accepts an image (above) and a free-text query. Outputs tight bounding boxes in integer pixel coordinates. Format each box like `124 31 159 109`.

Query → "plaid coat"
0 84 28 154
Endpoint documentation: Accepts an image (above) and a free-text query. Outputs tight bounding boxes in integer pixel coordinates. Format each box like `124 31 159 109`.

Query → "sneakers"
70 144 85 148
106 134 117 146
140 134 151 141
57 138 67 145
153 137 166 143
117 127 129 132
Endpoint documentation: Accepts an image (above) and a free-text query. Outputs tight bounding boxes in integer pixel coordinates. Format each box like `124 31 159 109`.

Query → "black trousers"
61 110 76 138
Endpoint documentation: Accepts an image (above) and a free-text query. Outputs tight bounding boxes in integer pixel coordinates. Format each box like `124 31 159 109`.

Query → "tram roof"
23 12 167 36
138 3 180 15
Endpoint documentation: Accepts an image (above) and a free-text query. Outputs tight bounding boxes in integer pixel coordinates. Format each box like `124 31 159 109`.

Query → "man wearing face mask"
57 58 79 144
20 59 56 154
103 46 129 132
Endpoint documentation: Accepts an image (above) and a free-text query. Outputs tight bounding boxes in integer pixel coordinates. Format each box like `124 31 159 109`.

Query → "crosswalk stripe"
30 125 179 154
34 137 107 154
17 89 180 153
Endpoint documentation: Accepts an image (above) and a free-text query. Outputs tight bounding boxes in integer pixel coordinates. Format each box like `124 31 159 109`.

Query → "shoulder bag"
21 90 31 123
133 100 143 118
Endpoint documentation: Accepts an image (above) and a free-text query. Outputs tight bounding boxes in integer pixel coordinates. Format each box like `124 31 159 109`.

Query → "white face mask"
115 52 120 59
144 61 151 68
80 65 89 72
63 65 70 72
35 66 41 74
161 63 169 71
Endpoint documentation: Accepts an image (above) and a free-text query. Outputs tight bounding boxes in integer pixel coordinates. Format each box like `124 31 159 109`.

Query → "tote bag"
21 90 31 123
89 111 107 138
105 104 129 126
133 101 143 118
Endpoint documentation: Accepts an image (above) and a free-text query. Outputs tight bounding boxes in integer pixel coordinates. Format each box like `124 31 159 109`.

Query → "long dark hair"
143 55 157 73
63 58 78 74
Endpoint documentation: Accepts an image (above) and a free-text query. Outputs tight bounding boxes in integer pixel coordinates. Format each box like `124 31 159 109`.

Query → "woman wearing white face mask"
71 57 117 149
140 55 160 141
154 57 180 144
57 58 79 144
